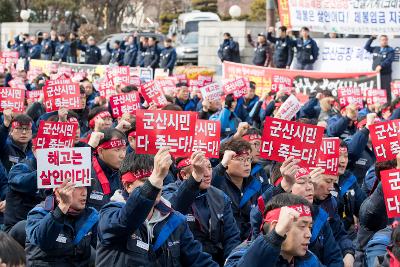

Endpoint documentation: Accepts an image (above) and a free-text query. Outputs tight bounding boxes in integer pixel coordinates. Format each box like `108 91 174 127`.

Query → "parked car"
176 31 198 65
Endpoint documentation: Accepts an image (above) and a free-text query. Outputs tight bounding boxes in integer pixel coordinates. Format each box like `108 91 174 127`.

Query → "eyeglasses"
232 156 253 164
14 127 32 133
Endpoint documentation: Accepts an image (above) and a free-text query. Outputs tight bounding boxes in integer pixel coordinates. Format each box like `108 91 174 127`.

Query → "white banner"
312 38 400 80
278 0 400 35
37 147 91 189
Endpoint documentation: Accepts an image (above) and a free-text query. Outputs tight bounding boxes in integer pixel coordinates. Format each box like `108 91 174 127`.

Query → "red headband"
263 204 312 223
232 151 250 159
177 158 191 169
97 139 126 150
242 134 262 142
339 147 348 153
128 131 136 138
11 122 32 129
68 117 79 125
121 169 153 183
295 168 310 180
89 111 112 129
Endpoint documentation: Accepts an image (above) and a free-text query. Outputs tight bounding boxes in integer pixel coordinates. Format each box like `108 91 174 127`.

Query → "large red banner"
223 61 379 97
369 120 400 162
379 169 400 218
136 110 198 157
260 117 324 167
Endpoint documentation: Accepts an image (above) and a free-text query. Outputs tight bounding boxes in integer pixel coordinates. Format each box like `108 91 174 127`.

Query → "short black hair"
176 82 188 88
249 81 256 90
375 159 396 182
225 93 236 109
223 32 231 37
165 38 172 43
243 127 261 137
162 104 183 111
0 232 26 266
12 114 33 125
121 85 138 93
98 128 126 147
340 140 348 150
120 150 154 175
279 26 287 32
270 162 283 185
301 26 310 32
392 222 400 260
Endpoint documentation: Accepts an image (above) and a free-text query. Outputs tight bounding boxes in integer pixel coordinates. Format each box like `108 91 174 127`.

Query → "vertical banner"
380 169 400 218
192 120 221 158
315 138 340 175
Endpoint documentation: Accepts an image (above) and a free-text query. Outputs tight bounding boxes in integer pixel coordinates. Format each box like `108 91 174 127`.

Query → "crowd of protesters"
0 24 398 267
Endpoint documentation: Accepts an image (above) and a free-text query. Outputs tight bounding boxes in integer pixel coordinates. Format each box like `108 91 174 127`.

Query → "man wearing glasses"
212 139 263 241
0 109 34 172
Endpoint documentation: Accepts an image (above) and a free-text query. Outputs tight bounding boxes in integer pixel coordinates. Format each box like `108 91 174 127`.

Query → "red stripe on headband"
121 169 153 183
242 134 261 142
89 111 112 129
128 131 136 138
263 204 312 223
177 158 191 169
339 147 348 153
68 117 79 125
11 122 32 128
97 139 126 150
295 168 310 180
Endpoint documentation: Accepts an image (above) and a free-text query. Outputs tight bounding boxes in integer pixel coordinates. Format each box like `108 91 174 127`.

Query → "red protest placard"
26 90 43 102
140 81 168 108
37 147 91 189
109 92 141 118
130 76 141 87
365 89 387 105
392 81 400 98
36 121 78 149
198 75 213 86
379 169 400 218
271 74 293 93
315 138 340 175
9 78 26 90
369 119 400 162
192 120 220 158
260 117 324 167
338 87 363 109
136 110 198 157
0 51 19 65
0 87 25 112
156 79 176 97
98 77 116 98
43 80 81 112
200 83 223 101
222 78 248 99
107 66 130 87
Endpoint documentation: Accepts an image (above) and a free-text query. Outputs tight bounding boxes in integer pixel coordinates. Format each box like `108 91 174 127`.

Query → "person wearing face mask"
87 128 126 211
162 152 241 266
212 139 262 241
226 193 322 266
25 179 98 266
250 161 343 267
332 142 366 234
96 148 218 267
174 83 198 111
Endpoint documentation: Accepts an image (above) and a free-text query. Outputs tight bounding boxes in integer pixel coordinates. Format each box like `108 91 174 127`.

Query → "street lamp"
20 10 30 22
229 5 241 20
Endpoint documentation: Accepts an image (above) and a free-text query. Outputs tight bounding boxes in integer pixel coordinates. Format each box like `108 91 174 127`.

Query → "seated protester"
212 139 262 241
81 79 100 109
106 40 124 66
232 125 271 192
364 223 397 267
0 232 26 267
0 110 34 172
371 221 400 266
326 104 358 139
3 139 48 247
210 94 241 139
162 152 241 265
198 98 221 120
26 179 98 266
258 92 289 124
83 107 113 141
96 147 218 267
355 159 397 266
299 90 336 122
250 160 343 267
174 83 198 111
332 141 366 234
389 97 400 120
87 129 126 211
225 193 322 267
346 113 378 185
234 82 259 124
